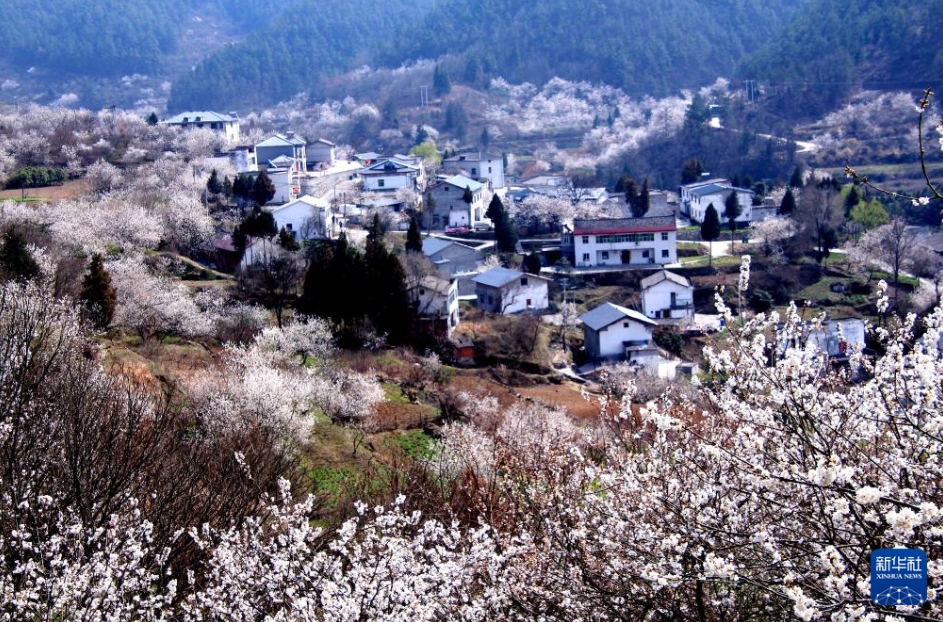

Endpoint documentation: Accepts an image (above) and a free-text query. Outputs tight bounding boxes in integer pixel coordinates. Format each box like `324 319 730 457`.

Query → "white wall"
691 190 752 223
574 231 677 267
595 320 653 358
642 280 694 319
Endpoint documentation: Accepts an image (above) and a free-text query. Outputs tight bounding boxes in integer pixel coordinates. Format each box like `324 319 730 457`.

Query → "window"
661 232 669 241
444 186 449 191
623 322 629 328
526 299 532 307
582 253 590 262
472 168 478 176
642 250 649 258
285 223 292 230
582 236 589 244
521 277 528 286
488 166 492 173
378 179 385 187
662 249 669 258
601 251 609 260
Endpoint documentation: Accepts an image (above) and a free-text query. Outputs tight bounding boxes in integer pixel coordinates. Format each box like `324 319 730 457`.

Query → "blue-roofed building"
472 267 549 314
679 178 753 224
256 133 307 173
162 111 240 143
580 302 658 362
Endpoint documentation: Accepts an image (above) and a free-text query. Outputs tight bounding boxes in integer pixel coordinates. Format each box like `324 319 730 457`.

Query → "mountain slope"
740 0 943 114
379 0 805 96
167 0 439 113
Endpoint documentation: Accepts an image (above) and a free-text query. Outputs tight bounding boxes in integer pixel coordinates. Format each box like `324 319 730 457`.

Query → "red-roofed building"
564 216 678 267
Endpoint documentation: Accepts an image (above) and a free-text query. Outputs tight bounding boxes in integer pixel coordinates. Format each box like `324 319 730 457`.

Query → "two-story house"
409 275 460 336
640 270 695 320
359 157 424 193
427 174 485 229
442 151 505 189
256 133 307 174
680 179 753 224
162 111 240 143
566 216 678 268
472 267 549 314
580 302 658 362
307 138 336 168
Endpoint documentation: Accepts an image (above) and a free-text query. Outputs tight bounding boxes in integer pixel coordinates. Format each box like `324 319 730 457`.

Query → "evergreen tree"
299 241 335 320
779 188 796 216
0 228 39 282
480 126 491 150
623 178 639 209
844 186 861 217
80 253 117 330
252 169 276 206
232 174 253 202
681 158 705 184
364 214 411 343
724 190 742 251
485 194 504 222
145 112 159 126
790 166 804 188
524 251 542 275
433 63 451 96
278 227 300 251
701 203 722 268
222 176 234 199
462 185 474 212
206 169 223 195
406 215 422 253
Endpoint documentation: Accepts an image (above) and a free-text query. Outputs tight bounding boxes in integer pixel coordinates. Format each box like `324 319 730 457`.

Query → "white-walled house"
680 180 753 224
230 145 258 173
640 270 695 320
307 138 336 168
163 111 240 143
566 216 677 268
472 267 550 314
427 174 485 229
422 237 480 279
409 275 460 336
256 133 307 173
267 168 297 204
267 195 332 240
359 157 424 193
442 151 505 189
580 302 658 362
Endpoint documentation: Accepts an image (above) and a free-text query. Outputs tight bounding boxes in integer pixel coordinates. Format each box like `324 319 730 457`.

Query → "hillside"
379 0 804 97
167 0 439 113
740 0 943 116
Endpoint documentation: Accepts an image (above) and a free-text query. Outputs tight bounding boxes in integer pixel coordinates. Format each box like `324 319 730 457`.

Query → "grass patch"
303 465 359 498
388 430 437 460
680 254 743 268
381 382 409 403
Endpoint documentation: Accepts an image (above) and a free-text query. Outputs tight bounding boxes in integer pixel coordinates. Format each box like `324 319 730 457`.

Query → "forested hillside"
0 0 277 77
167 0 439 112
741 0 943 117
379 0 803 97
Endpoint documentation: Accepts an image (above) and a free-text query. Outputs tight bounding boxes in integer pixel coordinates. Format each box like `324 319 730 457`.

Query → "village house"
679 179 753 224
162 111 240 143
267 195 333 240
409 275 460 337
442 151 505 189
640 270 695 320
306 138 336 168
256 133 307 174
359 157 424 193
422 236 482 295
580 302 659 362
427 174 485 229
229 145 258 174
472 267 550 314
565 216 678 268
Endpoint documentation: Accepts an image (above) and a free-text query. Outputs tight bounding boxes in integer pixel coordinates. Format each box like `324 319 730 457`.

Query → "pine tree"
80 253 117 329
701 204 722 268
206 168 223 195
145 112 158 126
0 228 39 282
724 190 742 252
252 169 276 206
278 227 300 251
779 188 797 216
524 251 542 275
790 166 804 188
406 215 422 253
681 158 705 184
433 63 451 96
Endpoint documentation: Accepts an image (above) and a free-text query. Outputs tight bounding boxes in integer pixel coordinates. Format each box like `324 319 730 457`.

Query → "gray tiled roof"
579 302 656 331
640 270 692 290
573 216 676 233
472 267 546 288
163 111 236 124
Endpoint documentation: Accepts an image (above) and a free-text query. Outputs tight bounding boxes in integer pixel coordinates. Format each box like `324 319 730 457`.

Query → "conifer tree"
80 253 117 329
0 227 39 282
701 203 721 268
252 169 276 206
779 188 797 216
406 215 422 253
724 190 743 252
206 169 223 195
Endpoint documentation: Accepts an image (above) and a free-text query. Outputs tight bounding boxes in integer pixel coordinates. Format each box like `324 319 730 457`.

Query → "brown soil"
0 178 91 202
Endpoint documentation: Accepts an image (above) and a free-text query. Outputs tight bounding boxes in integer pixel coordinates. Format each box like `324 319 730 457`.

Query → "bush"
4 167 66 190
